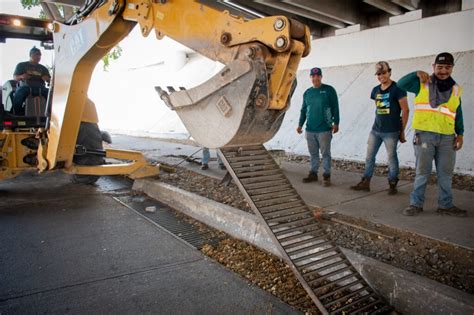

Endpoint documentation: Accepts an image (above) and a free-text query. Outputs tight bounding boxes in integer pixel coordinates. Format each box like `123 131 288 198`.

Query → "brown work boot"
403 205 423 216
388 178 399 195
201 163 209 170
323 173 331 187
303 171 318 183
437 206 467 217
350 178 370 191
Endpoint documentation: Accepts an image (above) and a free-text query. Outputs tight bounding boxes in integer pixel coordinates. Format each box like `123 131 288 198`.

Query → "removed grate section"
219 145 393 315
114 196 222 249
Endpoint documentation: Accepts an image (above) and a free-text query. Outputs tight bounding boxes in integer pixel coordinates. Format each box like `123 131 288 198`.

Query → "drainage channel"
219 145 393 315
114 195 222 250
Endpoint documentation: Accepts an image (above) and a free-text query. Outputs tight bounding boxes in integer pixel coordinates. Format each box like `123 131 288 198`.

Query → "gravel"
158 166 474 294
201 239 320 314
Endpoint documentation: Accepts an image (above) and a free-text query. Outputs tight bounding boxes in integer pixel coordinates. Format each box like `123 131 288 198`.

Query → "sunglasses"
376 71 388 76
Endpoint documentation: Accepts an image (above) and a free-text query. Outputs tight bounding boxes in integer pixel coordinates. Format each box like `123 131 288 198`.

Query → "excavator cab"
0 14 52 130
1 79 48 126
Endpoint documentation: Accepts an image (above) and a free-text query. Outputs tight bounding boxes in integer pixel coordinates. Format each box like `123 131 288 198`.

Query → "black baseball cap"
434 52 454 65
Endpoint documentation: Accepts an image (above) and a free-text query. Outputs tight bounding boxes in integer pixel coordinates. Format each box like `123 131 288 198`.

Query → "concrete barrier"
133 179 474 315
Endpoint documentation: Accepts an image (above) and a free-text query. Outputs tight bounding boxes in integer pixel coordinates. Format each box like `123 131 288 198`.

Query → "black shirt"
13 61 50 88
370 81 407 133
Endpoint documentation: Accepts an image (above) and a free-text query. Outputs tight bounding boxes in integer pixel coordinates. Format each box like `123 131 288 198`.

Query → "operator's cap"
310 67 322 76
375 61 391 75
29 46 41 56
434 52 454 65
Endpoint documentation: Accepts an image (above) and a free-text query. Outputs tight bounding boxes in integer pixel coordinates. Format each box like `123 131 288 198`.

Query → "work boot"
402 205 423 216
219 164 226 170
201 163 209 170
388 178 399 195
323 173 331 187
303 171 318 183
437 206 467 217
350 178 370 191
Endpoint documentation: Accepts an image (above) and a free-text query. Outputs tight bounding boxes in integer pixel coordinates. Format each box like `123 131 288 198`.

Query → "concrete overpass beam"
363 0 404 15
281 0 363 25
254 0 347 28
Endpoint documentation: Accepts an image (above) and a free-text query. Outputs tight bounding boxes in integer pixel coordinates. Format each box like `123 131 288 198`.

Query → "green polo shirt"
298 84 340 132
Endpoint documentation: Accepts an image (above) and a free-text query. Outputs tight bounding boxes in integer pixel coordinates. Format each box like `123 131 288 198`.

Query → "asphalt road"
0 172 298 314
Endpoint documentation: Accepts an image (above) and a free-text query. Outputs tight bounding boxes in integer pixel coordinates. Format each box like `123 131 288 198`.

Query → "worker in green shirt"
398 52 466 217
297 67 340 187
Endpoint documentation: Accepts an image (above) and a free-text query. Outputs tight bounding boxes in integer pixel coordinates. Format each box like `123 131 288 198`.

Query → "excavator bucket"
156 58 287 149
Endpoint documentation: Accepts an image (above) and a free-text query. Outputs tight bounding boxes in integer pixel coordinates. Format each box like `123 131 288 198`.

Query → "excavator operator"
12 46 50 115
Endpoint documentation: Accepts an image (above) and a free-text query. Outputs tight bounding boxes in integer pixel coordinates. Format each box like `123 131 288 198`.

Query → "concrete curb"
133 179 474 315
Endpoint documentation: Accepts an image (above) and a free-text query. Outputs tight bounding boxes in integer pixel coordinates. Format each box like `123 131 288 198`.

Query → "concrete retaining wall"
84 9 472 175
134 179 474 315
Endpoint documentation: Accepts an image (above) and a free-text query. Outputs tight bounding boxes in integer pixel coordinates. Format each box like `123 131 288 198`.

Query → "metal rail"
219 145 392 315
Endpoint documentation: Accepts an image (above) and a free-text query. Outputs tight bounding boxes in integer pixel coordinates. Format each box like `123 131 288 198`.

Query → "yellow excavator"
0 0 309 183
0 2 393 313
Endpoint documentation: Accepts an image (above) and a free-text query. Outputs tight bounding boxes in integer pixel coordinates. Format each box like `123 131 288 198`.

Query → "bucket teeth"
154 86 173 110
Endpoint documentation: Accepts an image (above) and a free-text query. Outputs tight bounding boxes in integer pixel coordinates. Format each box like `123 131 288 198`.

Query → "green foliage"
20 0 41 10
102 46 123 71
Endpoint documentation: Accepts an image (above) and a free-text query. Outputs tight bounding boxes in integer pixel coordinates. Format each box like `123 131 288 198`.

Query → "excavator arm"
39 0 310 171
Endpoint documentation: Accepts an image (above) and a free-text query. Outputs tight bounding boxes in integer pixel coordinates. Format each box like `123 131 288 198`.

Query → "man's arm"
41 64 51 83
397 71 421 95
399 97 409 143
454 101 464 151
329 86 340 133
297 94 307 134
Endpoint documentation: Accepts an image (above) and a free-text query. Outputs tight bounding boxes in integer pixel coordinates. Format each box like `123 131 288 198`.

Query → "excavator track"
219 145 392 315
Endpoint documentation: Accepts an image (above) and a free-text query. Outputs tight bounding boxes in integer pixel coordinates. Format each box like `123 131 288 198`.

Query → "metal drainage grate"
219 145 393 315
114 195 222 249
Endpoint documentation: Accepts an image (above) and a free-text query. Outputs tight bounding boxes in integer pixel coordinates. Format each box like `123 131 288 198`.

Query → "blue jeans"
363 130 399 181
410 131 456 209
202 147 223 165
305 131 332 175
13 86 48 115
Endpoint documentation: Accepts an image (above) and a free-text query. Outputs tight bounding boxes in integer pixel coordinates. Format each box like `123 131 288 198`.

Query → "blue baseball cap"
310 67 322 76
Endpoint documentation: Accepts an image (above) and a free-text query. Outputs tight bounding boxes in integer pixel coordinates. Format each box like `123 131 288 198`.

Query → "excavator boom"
40 0 310 170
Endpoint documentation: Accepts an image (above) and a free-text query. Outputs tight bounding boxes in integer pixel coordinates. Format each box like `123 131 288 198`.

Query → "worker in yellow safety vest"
398 52 466 217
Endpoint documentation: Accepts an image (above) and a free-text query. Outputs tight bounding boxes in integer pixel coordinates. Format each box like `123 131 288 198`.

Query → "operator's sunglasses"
376 71 388 76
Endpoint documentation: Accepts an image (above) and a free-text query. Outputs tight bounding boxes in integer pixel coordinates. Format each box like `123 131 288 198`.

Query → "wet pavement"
0 172 298 314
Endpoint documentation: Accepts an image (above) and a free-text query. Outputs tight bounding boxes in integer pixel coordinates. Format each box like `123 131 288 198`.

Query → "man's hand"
296 126 303 134
42 75 51 83
21 73 31 80
454 135 463 151
332 125 339 134
416 71 431 84
399 131 407 143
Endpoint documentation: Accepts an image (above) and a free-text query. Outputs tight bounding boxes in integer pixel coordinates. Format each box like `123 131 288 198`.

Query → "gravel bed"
201 239 320 314
158 166 474 294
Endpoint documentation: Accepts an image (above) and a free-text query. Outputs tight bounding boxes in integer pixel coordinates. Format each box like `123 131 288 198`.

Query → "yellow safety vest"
412 82 462 135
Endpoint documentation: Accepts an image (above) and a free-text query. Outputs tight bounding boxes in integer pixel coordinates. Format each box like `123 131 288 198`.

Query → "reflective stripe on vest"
413 103 456 120
412 82 462 135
